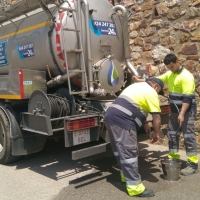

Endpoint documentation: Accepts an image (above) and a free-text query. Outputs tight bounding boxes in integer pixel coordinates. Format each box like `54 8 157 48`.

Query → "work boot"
180 166 199 176
135 189 155 197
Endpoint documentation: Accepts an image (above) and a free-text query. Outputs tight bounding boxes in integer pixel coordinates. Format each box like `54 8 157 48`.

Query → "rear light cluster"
160 105 171 114
66 117 98 131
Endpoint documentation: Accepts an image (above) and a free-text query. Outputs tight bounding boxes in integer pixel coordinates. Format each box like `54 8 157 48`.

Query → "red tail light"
66 117 98 131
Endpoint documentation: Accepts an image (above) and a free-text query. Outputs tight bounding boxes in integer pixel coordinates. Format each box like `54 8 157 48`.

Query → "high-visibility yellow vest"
120 82 161 115
104 82 161 130
157 68 196 113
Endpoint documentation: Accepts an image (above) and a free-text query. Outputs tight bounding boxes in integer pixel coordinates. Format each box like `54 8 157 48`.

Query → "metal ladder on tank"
59 1 89 95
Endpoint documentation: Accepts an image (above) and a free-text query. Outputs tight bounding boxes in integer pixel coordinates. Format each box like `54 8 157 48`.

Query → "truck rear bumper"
72 142 110 160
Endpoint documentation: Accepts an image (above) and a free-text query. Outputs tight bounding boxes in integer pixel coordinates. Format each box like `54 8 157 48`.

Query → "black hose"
163 95 180 113
84 105 101 113
37 0 55 19
47 94 70 118
47 94 71 128
163 95 180 132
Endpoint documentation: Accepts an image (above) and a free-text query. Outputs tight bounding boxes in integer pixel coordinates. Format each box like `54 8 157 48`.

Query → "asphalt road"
0 135 200 200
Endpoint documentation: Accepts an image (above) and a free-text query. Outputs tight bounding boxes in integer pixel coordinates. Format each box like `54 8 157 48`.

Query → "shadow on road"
6 135 187 194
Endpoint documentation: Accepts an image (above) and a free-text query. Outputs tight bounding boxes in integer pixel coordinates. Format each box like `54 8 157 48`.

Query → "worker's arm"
179 74 195 127
143 122 151 136
151 114 161 143
133 71 170 83
178 103 189 127
132 76 145 82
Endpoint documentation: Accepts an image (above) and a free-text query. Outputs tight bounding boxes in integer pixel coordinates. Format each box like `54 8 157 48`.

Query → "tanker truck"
0 0 148 164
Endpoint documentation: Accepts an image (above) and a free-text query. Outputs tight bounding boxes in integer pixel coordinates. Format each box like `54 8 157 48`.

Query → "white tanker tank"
0 0 139 96
0 0 144 164
1 0 123 74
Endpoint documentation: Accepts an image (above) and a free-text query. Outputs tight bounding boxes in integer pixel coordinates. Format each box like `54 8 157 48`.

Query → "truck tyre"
0 108 20 164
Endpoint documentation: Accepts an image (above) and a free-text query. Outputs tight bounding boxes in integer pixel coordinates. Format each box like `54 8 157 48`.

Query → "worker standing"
133 54 199 176
104 78 164 197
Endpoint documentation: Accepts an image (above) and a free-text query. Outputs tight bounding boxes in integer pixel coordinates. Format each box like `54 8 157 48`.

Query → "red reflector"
66 117 97 131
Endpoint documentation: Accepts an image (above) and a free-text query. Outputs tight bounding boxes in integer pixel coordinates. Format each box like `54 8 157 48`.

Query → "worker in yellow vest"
104 78 164 197
133 53 199 176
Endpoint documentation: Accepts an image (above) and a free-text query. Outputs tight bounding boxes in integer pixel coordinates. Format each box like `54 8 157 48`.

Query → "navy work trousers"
105 121 142 185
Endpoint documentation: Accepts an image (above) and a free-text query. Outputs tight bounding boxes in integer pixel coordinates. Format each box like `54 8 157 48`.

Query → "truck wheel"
0 109 20 164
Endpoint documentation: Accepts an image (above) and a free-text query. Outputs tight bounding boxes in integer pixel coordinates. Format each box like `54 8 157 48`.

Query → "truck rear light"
66 117 98 131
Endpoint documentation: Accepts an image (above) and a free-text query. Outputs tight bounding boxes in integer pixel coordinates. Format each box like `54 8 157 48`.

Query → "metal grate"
0 0 55 23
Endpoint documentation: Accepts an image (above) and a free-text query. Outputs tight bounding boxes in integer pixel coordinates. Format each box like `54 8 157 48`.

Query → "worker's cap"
148 78 164 96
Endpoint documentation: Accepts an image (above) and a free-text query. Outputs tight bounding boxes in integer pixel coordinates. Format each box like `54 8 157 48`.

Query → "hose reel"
28 90 70 119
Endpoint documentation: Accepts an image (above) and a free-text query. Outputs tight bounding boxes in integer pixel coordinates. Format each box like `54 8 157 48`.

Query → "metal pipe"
59 3 72 92
77 0 86 96
81 0 94 94
47 72 79 88
112 5 139 77
50 117 66 121
52 128 65 132
126 59 139 76
37 0 54 19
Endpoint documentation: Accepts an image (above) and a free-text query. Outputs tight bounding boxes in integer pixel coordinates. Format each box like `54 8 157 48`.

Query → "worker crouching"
104 78 164 197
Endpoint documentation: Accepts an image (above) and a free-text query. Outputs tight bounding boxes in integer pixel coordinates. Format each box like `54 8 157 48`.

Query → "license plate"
73 129 90 145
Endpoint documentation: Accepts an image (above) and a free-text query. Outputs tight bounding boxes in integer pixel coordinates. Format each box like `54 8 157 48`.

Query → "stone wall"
115 0 200 135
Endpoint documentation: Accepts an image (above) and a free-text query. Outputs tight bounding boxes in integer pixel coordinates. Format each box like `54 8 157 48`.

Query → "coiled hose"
47 94 71 128
47 94 71 118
